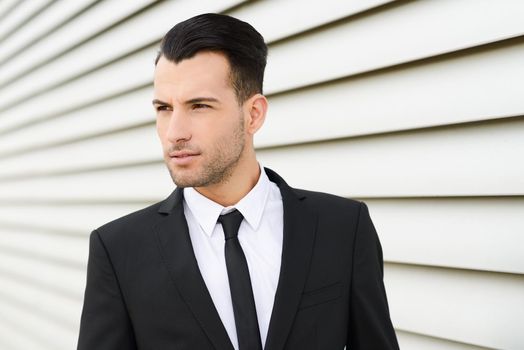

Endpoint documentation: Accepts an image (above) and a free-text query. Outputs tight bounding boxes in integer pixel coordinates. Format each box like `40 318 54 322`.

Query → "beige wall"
0 0 523 349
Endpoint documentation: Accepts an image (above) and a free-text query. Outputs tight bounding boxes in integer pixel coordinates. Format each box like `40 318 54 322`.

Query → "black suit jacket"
78 168 399 349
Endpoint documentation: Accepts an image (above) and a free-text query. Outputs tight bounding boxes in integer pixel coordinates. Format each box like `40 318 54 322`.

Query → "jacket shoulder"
94 200 167 245
293 188 366 229
294 188 362 210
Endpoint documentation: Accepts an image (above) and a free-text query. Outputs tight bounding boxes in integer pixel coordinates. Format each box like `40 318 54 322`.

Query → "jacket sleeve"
77 230 137 350
347 202 400 349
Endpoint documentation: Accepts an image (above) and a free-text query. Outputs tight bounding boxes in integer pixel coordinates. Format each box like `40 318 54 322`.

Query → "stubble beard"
166 113 246 188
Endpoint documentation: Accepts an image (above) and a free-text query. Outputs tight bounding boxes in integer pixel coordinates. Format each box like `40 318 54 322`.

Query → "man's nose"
166 110 191 144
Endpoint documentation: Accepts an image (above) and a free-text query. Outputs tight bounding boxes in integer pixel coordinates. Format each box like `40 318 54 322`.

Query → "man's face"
153 52 247 188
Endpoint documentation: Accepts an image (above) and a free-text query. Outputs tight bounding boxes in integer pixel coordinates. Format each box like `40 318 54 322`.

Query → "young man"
78 13 399 350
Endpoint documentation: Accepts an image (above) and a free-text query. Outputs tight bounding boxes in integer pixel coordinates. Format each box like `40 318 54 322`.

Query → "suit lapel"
264 169 318 350
155 188 234 350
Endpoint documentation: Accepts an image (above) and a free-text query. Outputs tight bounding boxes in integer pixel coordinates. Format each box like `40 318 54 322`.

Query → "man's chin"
169 170 203 188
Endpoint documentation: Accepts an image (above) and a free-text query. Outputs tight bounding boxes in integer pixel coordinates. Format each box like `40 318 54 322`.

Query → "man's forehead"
154 53 233 92
155 52 231 74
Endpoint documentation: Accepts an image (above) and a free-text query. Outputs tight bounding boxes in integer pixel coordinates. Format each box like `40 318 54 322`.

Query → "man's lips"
168 150 201 165
168 149 200 157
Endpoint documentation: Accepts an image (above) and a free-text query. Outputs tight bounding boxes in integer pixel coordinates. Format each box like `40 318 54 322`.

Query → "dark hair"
155 13 268 103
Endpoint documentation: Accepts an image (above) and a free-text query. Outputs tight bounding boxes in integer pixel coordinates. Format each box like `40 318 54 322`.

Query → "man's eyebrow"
152 99 170 106
185 97 220 104
152 97 220 106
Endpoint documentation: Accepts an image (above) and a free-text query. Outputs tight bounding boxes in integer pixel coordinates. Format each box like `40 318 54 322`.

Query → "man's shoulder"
292 187 366 234
93 199 168 244
266 167 362 212
294 187 362 210
291 187 365 224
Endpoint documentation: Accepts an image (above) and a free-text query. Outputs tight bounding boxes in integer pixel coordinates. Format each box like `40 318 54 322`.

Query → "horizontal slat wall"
395 330 490 350
368 197 524 274
385 263 524 349
0 0 51 42
0 0 523 349
0 0 95 62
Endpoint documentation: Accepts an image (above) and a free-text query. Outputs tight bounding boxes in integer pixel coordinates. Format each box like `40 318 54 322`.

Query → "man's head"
153 14 268 191
155 13 267 104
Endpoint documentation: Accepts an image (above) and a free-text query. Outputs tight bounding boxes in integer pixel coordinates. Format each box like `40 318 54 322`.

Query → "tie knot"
218 209 244 240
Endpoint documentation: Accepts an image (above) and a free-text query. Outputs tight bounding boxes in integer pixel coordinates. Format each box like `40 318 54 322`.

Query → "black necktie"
218 210 262 350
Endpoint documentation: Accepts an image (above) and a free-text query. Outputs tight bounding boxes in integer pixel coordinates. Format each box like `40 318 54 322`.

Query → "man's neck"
194 160 261 207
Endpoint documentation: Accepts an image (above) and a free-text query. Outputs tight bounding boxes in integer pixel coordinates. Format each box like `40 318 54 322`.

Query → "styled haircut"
155 13 268 103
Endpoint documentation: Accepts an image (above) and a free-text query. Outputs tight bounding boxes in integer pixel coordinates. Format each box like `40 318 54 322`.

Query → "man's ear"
245 93 268 135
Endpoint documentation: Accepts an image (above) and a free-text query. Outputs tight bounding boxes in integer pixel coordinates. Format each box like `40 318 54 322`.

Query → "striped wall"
0 0 523 349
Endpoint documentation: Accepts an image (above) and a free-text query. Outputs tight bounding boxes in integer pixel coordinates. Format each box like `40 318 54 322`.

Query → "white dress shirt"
183 167 284 350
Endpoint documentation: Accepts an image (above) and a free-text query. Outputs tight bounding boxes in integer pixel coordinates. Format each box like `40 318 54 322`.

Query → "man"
78 13 399 350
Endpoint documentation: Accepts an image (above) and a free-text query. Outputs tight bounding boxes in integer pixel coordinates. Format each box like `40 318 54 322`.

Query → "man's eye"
192 103 210 110
156 105 171 112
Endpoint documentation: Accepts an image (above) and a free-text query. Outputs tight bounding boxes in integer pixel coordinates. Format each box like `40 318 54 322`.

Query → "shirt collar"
183 166 271 237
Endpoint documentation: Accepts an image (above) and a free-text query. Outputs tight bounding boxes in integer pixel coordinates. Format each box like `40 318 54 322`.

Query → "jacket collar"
263 168 317 350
